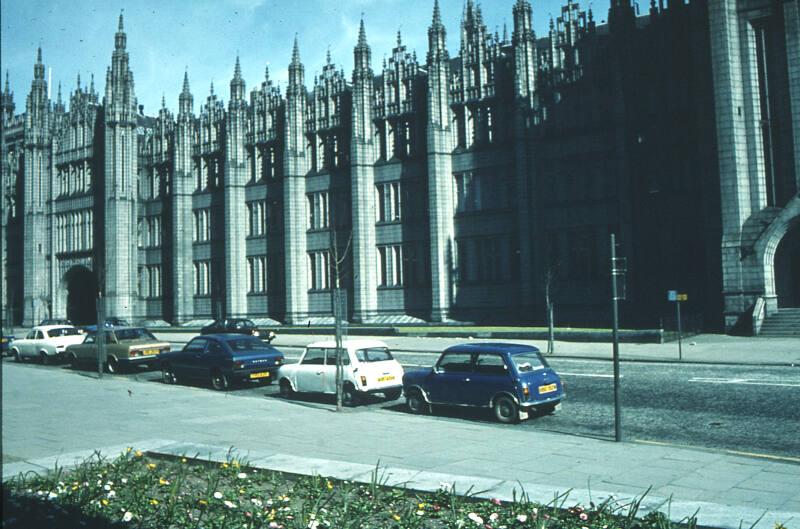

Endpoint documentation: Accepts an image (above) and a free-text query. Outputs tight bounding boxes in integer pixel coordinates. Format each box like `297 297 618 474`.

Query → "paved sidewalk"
3 363 798 529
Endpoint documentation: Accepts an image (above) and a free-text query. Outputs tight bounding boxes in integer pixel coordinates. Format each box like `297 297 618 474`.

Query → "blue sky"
2 0 610 116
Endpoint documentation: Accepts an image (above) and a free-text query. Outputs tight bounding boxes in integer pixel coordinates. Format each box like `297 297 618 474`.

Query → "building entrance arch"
64 265 98 324
773 221 800 308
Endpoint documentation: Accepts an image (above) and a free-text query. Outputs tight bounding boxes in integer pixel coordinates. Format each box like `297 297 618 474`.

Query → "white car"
9 325 86 364
277 339 404 405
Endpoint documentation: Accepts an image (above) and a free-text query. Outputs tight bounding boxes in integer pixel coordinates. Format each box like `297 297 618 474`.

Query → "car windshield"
227 337 271 352
355 347 394 362
511 352 548 372
115 328 157 341
48 327 82 337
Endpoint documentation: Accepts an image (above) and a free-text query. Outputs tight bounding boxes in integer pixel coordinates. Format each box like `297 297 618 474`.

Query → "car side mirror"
432 366 442 374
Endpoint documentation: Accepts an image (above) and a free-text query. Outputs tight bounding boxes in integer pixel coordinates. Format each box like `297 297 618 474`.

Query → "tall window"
193 209 211 242
147 265 162 298
194 261 211 295
378 245 403 287
456 236 511 284
307 192 330 230
247 201 267 237
455 172 480 212
376 182 402 223
247 256 267 293
308 251 331 290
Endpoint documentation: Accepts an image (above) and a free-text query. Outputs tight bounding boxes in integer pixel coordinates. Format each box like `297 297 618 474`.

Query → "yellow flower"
221 463 229 469
392 514 401 521
101 499 109 506
181 458 187 464
134 450 143 457
71 485 78 491
239 488 245 494
418 502 426 509
149 498 159 506
198 499 208 506
159 478 169 486
147 463 157 470
232 460 240 468
126 447 132 453
326 480 333 490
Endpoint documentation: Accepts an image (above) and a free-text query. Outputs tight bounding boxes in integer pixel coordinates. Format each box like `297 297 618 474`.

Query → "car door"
427 352 475 405
295 347 326 393
204 339 230 378
72 332 97 362
469 353 514 406
174 337 209 380
19 330 36 357
322 348 345 394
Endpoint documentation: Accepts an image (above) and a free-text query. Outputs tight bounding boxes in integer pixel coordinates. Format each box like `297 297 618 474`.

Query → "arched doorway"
774 221 800 308
64 266 98 325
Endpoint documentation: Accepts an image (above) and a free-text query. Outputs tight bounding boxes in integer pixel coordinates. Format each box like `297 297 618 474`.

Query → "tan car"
65 327 170 373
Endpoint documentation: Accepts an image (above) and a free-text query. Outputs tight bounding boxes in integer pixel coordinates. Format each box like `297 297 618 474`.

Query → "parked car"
200 318 275 343
65 327 169 373
8 325 86 364
159 334 285 390
402 343 565 424
39 318 74 326
1 334 15 355
277 339 404 405
104 317 130 327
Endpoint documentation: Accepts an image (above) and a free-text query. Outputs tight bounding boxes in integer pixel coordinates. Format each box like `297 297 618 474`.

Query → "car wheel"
342 383 359 407
406 389 428 415
279 378 294 398
12 349 22 362
68 353 80 369
384 388 402 401
106 357 119 374
493 395 520 424
162 364 177 385
210 370 229 391
40 351 51 365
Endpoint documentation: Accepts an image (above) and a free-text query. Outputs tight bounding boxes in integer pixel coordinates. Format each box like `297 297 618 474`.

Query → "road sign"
668 290 677 301
678 294 688 302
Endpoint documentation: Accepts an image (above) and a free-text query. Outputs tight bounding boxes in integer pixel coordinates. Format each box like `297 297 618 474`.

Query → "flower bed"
2 448 703 529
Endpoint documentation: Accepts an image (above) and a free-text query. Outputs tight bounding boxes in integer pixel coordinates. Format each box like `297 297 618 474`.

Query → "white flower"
213 491 223 499
516 514 528 522
121 478 128 484
107 490 116 498
104 484 111 491
307 521 319 529
237 472 248 479
250 498 263 507
122 512 133 522
490 513 499 522
467 512 484 525
223 500 237 509
47 492 58 500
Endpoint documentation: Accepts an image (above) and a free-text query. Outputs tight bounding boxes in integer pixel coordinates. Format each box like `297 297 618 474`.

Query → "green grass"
0 448 717 529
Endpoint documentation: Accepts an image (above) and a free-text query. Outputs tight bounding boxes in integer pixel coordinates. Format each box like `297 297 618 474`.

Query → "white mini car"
9 325 86 364
277 339 404 405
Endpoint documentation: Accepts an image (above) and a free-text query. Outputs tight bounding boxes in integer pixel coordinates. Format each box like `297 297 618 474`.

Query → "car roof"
442 342 541 355
199 333 260 341
35 324 77 331
306 339 389 351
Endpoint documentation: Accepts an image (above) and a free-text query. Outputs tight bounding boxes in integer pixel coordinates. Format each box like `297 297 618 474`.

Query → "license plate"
250 372 270 379
377 375 395 382
143 349 159 356
538 383 557 394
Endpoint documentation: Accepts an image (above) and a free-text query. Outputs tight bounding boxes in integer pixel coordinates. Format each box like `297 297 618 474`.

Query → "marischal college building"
1 0 798 333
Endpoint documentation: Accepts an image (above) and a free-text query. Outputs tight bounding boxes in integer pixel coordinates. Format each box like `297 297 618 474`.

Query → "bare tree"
329 197 353 411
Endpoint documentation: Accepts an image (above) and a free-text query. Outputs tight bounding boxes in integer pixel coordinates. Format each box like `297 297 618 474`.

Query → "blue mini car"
159 334 285 390
402 343 564 423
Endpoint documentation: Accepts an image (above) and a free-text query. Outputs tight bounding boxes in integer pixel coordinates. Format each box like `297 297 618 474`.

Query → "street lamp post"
610 234 625 442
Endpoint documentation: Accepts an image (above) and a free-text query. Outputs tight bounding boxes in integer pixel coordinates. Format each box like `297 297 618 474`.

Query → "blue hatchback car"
402 343 564 423
159 334 284 390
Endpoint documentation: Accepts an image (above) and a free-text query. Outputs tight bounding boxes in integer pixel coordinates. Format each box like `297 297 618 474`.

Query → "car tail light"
129 350 139 358
522 386 530 397
360 375 367 386
234 361 245 369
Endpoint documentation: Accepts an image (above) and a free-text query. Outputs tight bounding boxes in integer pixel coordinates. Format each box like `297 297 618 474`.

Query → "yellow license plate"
377 375 395 382
538 383 557 394
250 372 270 379
143 349 159 356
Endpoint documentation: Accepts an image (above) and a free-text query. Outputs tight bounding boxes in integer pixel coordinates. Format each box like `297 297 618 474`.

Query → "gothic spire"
161 93 166 109
4 70 9 94
37 46 42 64
182 69 191 94
210 80 215 96
428 0 448 61
289 35 304 88
234 55 242 80
34 47 45 80
357 17 368 49
90 73 95 94
77 72 82 90
115 10 127 50
291 35 301 65
231 55 245 101
57 82 62 104
397 29 402 47
432 0 443 28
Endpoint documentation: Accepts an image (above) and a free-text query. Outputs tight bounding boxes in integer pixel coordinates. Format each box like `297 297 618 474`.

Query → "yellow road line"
634 439 800 463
